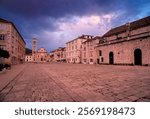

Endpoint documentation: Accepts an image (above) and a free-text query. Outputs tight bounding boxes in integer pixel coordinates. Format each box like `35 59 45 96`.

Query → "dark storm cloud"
0 0 129 18
1 0 150 21
1 0 150 25
0 0 150 51
1 0 90 18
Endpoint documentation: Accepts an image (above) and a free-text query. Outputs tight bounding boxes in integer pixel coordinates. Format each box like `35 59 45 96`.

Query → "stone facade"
25 55 33 62
81 36 100 64
95 16 150 66
48 51 54 62
30 38 48 63
0 18 26 64
49 47 66 62
66 35 91 63
36 48 48 62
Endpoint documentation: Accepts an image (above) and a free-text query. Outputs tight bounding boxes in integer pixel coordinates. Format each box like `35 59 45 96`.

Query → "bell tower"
32 38 37 62
32 38 37 54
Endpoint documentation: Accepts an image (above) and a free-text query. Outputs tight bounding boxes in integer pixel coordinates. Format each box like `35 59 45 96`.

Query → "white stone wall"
66 38 83 63
25 55 33 62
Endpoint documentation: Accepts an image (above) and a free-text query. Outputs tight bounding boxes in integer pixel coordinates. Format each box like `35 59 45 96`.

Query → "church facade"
25 38 49 63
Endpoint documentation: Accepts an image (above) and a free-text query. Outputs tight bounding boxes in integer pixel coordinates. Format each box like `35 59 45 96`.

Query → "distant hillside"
25 48 32 55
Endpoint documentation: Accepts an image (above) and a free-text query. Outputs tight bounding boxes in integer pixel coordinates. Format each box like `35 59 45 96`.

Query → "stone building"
25 55 33 62
0 18 26 64
30 38 48 63
48 51 54 62
49 47 66 62
66 35 92 63
36 48 48 62
82 36 100 64
95 16 150 66
25 48 32 62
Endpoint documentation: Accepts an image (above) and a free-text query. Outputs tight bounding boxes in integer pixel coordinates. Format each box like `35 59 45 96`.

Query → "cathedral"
25 38 49 63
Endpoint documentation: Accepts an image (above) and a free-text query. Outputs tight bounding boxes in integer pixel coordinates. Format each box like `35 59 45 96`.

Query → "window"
90 59 93 62
101 57 104 62
0 34 5 40
99 50 102 56
33 41 36 44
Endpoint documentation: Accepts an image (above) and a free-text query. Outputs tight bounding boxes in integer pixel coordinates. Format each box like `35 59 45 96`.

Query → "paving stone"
0 63 150 102
127 95 139 101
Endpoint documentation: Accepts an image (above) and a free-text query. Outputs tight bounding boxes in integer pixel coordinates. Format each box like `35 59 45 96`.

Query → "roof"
66 35 93 44
82 36 102 43
103 16 150 37
93 36 102 39
82 38 94 43
37 47 47 53
0 18 26 44
51 47 66 52
66 37 78 44
0 18 10 23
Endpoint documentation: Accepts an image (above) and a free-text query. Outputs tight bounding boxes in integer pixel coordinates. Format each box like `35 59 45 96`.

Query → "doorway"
109 52 114 64
134 49 142 65
97 59 100 64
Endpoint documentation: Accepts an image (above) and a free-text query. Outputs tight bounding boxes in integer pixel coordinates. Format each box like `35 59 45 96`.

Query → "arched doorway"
134 49 142 65
109 52 114 64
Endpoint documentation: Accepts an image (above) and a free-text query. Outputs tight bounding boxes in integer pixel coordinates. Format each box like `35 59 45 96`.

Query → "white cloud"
29 13 117 51
57 13 116 40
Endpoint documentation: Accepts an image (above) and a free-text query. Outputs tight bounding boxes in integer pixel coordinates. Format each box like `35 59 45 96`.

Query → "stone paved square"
0 63 150 102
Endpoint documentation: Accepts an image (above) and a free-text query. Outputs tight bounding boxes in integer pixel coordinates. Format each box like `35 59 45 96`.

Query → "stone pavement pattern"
0 63 150 102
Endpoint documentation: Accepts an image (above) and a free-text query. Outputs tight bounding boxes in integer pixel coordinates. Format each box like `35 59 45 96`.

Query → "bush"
0 48 10 58
0 64 4 71
4 63 11 69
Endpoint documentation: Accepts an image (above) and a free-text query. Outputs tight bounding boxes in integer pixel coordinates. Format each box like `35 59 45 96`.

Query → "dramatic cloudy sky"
0 0 150 52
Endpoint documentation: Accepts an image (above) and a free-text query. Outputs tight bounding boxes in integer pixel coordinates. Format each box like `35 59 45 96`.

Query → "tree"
0 48 10 58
